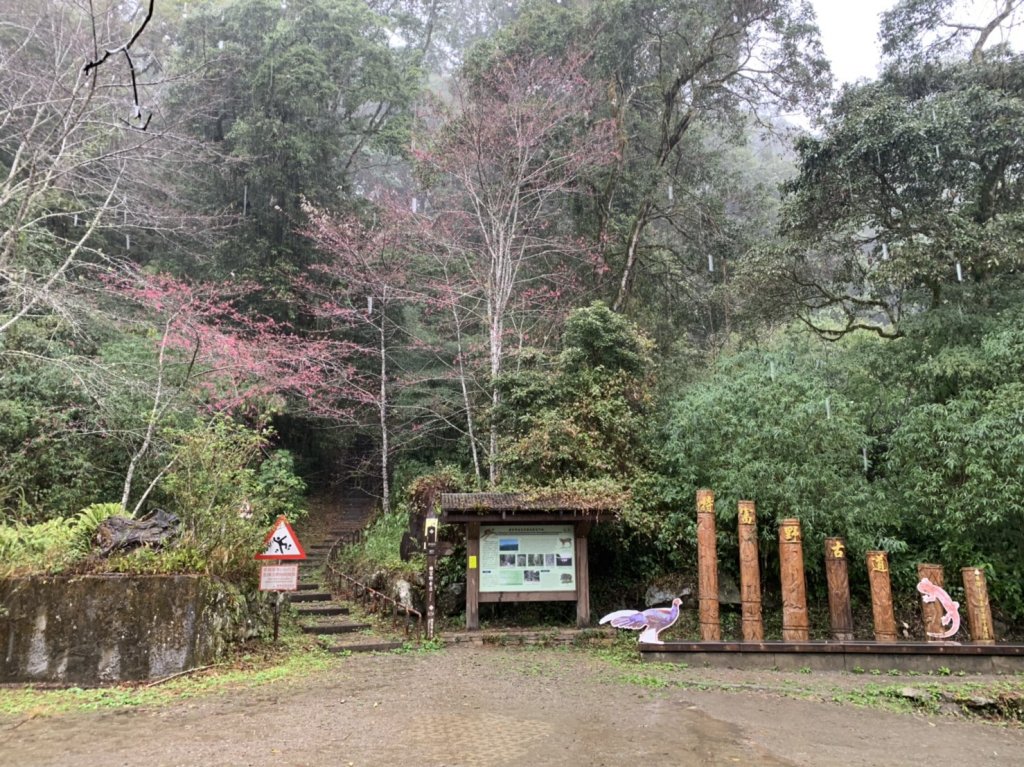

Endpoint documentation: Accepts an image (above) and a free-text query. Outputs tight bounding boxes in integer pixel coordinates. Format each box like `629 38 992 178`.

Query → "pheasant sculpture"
599 598 682 644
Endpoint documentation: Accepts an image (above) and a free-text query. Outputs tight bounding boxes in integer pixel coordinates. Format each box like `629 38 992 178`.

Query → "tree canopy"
5 0 1024 627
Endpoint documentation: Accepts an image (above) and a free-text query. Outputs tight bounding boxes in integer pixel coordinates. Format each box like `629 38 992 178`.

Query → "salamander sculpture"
916 577 961 640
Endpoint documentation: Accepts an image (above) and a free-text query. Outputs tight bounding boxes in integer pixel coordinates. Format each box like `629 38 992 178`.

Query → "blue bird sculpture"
599 598 682 644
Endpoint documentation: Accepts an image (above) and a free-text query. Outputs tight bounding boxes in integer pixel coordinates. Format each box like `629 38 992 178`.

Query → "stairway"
291 492 403 653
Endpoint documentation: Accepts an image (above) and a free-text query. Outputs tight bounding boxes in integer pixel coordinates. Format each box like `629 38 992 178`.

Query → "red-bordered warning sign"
255 516 307 560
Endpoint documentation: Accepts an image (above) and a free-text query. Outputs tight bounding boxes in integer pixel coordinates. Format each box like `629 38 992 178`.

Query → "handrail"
324 535 424 638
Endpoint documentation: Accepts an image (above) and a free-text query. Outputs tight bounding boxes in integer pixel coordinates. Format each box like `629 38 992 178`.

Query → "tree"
472 0 830 316
497 302 655 483
880 0 1024 64
0 0 163 337
101 271 313 513
656 327 892 585
169 0 423 282
418 53 617 483
300 198 441 514
760 49 1024 340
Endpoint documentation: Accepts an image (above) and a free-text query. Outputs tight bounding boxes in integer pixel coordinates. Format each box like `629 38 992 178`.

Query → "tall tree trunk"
612 200 652 312
378 292 390 515
488 301 503 487
452 304 482 486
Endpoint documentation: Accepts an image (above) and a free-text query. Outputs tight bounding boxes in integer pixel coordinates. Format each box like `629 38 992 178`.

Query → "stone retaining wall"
0 575 264 683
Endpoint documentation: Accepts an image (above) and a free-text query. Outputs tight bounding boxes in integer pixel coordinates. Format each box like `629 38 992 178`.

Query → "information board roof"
439 492 623 521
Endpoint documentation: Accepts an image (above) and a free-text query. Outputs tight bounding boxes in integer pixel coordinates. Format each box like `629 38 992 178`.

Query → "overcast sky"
811 0 892 85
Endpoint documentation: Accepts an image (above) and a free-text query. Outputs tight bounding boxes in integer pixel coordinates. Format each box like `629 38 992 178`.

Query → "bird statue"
599 598 682 644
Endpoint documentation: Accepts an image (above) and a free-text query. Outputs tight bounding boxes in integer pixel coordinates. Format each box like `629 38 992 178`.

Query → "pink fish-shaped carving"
916 577 961 640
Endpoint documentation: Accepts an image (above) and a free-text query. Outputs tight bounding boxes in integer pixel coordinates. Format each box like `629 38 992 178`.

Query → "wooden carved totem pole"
917 563 946 641
737 500 763 641
778 518 809 641
961 567 996 644
867 551 898 642
824 537 854 641
696 489 721 641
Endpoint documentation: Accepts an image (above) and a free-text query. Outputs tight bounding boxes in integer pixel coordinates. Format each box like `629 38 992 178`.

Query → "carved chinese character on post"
824 537 854 641
696 489 721 641
866 550 897 642
778 518 809 642
737 500 763 641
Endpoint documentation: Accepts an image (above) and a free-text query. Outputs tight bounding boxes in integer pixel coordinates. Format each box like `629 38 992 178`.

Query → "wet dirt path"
3 646 1022 766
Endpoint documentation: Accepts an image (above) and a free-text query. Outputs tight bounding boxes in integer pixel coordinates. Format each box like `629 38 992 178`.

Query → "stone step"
294 604 350 616
297 582 320 591
288 591 332 603
321 640 403 653
300 622 371 634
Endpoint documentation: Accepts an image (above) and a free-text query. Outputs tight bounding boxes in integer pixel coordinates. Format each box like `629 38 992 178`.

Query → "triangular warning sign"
255 516 307 560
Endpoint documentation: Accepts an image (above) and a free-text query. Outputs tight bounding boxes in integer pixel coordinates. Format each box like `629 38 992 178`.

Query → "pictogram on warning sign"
255 516 307 560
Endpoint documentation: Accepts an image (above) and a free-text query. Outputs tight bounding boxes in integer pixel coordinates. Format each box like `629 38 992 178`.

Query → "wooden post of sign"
778 519 810 641
917 563 945 642
737 500 763 641
425 546 438 641
466 521 480 630
696 489 721 640
867 551 897 642
273 591 282 643
961 567 996 644
575 521 592 627
824 538 854 641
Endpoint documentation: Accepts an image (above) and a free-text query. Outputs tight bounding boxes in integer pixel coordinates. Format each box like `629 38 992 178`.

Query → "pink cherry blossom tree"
105 271 313 513
417 53 617 483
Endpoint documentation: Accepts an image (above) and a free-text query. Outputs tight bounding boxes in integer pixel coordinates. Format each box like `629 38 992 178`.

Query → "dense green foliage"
646 296 1024 616
4 0 1024 628
749 49 1024 338
498 303 655 482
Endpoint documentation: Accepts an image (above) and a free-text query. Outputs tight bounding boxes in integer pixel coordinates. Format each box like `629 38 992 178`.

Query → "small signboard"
255 515 307 561
260 564 299 592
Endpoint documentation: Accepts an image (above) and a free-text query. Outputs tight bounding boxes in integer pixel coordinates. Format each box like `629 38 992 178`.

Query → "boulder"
644 582 694 607
438 582 466 616
718 573 741 606
392 579 415 611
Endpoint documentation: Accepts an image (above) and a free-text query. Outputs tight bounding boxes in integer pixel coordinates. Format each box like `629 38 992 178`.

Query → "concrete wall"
0 575 263 683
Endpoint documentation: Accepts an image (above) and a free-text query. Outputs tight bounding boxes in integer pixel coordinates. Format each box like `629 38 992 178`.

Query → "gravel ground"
3 644 1023 767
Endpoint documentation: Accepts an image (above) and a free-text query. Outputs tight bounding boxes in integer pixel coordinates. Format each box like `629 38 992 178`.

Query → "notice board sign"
479 525 575 593
260 564 299 591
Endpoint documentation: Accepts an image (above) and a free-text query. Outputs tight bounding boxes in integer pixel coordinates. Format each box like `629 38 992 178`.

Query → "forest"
2 0 1023 627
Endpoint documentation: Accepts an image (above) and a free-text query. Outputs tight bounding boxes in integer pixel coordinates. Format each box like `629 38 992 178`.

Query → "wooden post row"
696 489 721 641
778 518 809 641
917 563 945 642
867 551 897 642
824 537 854 641
737 500 763 641
962 567 996 644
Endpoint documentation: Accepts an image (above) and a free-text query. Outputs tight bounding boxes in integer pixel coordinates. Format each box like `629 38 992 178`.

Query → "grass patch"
0 637 338 719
